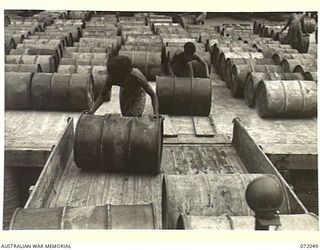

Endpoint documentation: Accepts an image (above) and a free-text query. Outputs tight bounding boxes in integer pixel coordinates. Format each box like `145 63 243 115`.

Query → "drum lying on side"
176 213 319 230
5 72 33 110
118 51 162 81
156 76 212 116
244 72 304 107
162 174 290 229
256 80 317 118
10 204 156 230
74 113 163 174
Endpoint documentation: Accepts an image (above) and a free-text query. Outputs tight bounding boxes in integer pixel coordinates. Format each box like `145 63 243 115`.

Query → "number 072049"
300 244 319 248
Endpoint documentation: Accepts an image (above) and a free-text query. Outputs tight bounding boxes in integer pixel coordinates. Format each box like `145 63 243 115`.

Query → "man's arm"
136 74 159 115
88 76 112 114
194 54 209 77
280 15 293 33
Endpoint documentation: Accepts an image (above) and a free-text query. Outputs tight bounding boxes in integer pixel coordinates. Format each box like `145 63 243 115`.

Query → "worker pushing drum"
168 42 209 77
279 12 309 52
88 55 159 117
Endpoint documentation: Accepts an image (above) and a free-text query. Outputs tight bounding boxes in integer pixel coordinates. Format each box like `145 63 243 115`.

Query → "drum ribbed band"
173 76 177 114
126 118 134 172
280 81 288 113
145 52 148 77
297 81 306 114
190 77 194 115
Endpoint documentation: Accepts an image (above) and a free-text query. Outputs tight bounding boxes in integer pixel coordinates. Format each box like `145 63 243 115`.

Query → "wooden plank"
163 115 178 137
231 118 308 214
85 172 108 206
162 145 248 175
68 170 97 207
163 134 229 144
169 116 195 135
5 111 80 150
192 116 215 137
48 158 81 208
25 118 74 208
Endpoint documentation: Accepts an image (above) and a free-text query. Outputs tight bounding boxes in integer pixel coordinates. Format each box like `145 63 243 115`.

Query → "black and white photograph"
1 0 319 248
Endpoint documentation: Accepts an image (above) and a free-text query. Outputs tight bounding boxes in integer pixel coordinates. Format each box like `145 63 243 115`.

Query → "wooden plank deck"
46 160 163 229
5 111 81 168
162 144 248 175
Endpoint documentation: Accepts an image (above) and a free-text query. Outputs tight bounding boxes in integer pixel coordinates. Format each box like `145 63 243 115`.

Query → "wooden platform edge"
5 148 51 168
231 118 308 215
25 117 74 209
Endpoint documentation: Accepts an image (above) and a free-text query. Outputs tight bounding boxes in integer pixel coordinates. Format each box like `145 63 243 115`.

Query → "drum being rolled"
177 213 319 230
10 204 156 230
256 80 317 118
74 113 163 174
162 174 290 229
190 61 210 78
156 76 211 116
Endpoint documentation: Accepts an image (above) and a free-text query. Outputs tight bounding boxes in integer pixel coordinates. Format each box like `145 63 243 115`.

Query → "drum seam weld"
173 76 177 114
100 114 107 171
49 73 53 108
237 173 251 215
66 74 71 110
145 52 148 78
191 77 194 115
280 80 288 113
127 118 134 172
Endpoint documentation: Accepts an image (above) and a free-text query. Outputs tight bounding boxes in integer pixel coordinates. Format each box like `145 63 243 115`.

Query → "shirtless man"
88 55 159 117
169 42 209 77
280 12 307 49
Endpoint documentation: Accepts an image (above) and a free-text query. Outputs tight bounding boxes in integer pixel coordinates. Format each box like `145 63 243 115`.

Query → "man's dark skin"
169 42 209 77
88 56 159 117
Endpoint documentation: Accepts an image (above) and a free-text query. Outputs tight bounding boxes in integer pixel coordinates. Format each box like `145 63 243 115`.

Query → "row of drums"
7 173 319 230
5 18 213 80
5 71 212 116
4 12 319 231
209 30 317 118
5 13 216 115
